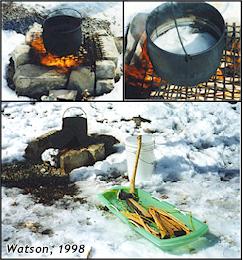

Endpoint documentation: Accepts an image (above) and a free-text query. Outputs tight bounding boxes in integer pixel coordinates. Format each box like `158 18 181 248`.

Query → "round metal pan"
146 2 226 86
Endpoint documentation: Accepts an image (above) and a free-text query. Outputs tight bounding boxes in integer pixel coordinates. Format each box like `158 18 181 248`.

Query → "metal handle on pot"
62 107 87 119
170 2 191 62
46 8 82 19
45 8 82 20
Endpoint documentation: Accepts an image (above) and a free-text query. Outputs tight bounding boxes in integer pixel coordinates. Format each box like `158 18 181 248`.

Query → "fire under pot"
124 4 240 101
8 10 121 100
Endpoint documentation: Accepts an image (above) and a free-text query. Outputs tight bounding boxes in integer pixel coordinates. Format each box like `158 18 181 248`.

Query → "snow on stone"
1 102 241 258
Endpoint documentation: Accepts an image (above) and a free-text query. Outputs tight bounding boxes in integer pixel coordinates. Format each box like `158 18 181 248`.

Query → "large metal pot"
62 107 87 137
146 2 226 86
43 8 82 56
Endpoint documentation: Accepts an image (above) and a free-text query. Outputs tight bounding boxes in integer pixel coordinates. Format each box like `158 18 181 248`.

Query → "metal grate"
126 23 241 101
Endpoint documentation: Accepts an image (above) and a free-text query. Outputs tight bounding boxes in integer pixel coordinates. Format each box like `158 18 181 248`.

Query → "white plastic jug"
125 135 155 184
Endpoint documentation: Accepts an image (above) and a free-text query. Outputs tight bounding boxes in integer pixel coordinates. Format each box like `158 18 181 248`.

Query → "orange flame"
30 36 82 73
216 38 241 80
216 68 224 80
126 38 241 88
125 40 166 89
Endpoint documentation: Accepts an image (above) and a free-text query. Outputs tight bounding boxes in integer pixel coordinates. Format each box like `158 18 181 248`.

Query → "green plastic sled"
98 186 208 251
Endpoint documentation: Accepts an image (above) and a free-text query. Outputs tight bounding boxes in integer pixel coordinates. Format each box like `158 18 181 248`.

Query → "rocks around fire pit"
99 35 120 66
59 143 105 174
24 125 119 175
11 44 31 70
96 79 115 95
25 131 118 163
96 60 116 79
68 67 95 95
13 64 68 98
8 20 121 100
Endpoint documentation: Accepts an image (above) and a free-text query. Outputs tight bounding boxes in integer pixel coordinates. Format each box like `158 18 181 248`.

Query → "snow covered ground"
1 1 123 101
2 102 241 258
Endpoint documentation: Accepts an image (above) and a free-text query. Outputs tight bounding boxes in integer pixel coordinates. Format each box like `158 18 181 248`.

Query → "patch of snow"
209 2 241 25
124 2 161 31
1 102 241 258
1 30 32 101
42 148 59 167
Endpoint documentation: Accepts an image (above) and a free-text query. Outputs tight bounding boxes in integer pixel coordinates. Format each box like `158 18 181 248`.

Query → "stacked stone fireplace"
8 21 121 101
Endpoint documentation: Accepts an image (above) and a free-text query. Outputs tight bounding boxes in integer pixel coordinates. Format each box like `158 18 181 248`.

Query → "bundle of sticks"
121 201 191 239
119 135 191 239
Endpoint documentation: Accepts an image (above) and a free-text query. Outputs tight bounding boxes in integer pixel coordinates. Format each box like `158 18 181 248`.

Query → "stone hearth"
24 129 119 175
8 22 121 100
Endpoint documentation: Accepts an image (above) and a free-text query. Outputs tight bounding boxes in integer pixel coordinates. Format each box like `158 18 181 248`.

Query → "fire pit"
125 11 241 101
24 107 119 175
7 13 121 100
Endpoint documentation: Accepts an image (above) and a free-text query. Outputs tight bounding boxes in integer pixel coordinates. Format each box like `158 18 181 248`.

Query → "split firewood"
148 208 168 238
156 215 176 237
123 211 160 237
129 219 143 228
152 207 191 234
127 198 152 218
135 211 152 234
158 213 182 231
123 211 149 231
122 205 191 239
122 211 142 223
145 224 160 237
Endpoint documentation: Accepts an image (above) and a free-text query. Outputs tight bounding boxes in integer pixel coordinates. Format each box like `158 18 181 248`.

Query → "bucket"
125 135 155 183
